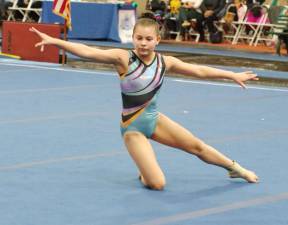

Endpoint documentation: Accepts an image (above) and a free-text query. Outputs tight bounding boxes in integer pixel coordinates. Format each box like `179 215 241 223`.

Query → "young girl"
30 15 259 190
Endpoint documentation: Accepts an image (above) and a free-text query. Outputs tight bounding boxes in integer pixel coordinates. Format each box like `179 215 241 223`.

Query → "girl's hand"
29 27 55 52
232 71 259 89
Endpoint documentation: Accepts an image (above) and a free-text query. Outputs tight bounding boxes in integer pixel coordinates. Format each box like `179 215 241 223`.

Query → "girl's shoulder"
108 48 130 65
162 55 177 71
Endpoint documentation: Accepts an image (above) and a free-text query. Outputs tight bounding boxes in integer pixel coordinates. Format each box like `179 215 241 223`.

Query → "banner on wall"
118 9 136 43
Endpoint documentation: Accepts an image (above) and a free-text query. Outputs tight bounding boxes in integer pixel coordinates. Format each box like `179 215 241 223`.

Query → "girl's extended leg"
151 113 258 183
123 131 166 190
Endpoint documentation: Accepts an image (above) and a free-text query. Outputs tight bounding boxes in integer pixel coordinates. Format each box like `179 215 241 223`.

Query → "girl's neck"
134 51 155 65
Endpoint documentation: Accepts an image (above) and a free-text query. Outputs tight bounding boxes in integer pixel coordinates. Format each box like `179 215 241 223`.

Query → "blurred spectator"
150 0 167 17
236 0 247 21
177 0 205 41
176 0 226 43
245 0 266 25
221 0 247 39
169 0 181 15
200 0 226 37
147 0 168 33
222 0 246 24
246 0 265 9
244 1 267 36
161 0 181 39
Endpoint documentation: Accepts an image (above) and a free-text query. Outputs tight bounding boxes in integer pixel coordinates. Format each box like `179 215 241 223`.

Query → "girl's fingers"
35 42 42 47
239 82 246 89
35 41 46 52
29 27 43 37
29 27 38 33
30 27 46 52
234 72 258 88
249 74 258 81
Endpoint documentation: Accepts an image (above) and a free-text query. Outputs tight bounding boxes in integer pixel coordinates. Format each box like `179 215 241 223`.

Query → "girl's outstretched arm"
29 27 128 67
165 56 259 89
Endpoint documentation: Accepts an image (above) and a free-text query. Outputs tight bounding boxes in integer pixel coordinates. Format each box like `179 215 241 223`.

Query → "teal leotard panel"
120 93 159 138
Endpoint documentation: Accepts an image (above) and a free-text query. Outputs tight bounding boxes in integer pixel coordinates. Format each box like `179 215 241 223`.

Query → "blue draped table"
41 1 121 41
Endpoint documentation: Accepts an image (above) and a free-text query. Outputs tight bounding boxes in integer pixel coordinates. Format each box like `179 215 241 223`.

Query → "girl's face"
132 25 160 57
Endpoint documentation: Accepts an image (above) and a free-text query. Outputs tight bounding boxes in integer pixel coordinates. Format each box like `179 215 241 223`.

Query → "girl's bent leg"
152 113 233 167
123 131 166 190
151 113 258 183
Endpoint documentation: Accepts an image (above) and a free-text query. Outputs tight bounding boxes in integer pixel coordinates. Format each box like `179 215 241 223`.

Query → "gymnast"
30 14 259 190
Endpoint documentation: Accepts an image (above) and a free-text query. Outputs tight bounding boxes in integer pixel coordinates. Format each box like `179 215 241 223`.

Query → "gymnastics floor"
0 59 287 225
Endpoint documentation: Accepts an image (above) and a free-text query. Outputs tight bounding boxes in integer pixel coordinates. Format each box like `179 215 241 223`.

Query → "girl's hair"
133 12 160 36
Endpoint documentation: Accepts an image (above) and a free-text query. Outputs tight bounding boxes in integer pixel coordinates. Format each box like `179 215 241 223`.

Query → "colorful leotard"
120 50 166 138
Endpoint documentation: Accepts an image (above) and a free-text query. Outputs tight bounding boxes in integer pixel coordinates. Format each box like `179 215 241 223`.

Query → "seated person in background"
148 0 168 32
161 0 181 39
244 0 266 35
169 0 181 16
245 0 266 23
222 0 246 25
235 0 247 21
247 1 265 20
221 0 246 36
246 0 265 10
200 0 226 36
222 0 239 23
150 0 167 17
177 0 205 41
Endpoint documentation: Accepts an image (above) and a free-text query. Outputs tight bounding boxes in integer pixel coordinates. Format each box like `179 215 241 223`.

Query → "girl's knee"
141 175 166 191
146 178 166 191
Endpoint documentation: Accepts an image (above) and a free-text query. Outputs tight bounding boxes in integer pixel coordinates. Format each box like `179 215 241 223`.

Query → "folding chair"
182 18 200 42
163 13 200 42
7 0 24 21
232 5 269 45
7 0 41 22
188 25 200 42
254 5 288 47
216 3 248 43
22 0 42 22
162 16 180 40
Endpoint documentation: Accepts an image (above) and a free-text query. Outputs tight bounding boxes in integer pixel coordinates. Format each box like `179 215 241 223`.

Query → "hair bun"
139 11 157 21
